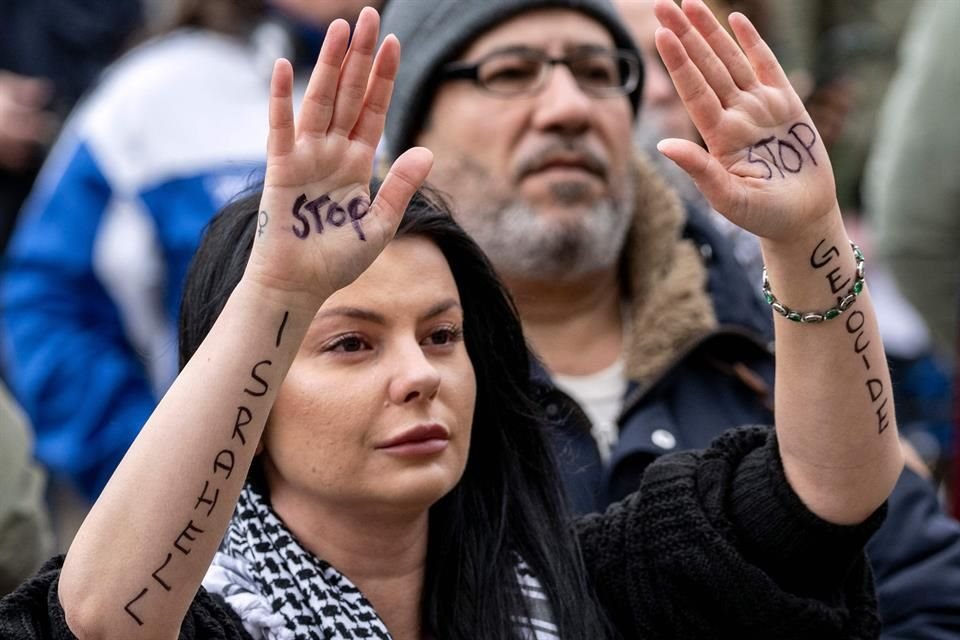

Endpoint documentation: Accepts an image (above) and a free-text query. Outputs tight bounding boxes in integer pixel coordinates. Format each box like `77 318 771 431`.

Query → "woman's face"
263 236 476 517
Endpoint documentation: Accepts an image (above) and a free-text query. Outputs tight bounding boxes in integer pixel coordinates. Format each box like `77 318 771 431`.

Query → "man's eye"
576 61 617 85
481 59 540 89
489 65 537 80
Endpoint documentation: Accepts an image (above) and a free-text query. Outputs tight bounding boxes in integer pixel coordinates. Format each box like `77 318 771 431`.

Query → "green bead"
854 247 864 261
764 291 774 305
853 280 864 295
825 309 840 320
787 312 802 322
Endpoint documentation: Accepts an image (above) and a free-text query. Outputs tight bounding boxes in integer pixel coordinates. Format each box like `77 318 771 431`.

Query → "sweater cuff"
728 428 887 596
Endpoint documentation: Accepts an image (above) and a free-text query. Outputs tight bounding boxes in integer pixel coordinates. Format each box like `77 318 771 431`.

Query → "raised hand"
247 7 433 309
653 0 836 242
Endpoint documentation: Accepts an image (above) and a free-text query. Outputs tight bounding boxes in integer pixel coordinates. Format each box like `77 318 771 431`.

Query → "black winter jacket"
1 428 885 639
543 201 960 638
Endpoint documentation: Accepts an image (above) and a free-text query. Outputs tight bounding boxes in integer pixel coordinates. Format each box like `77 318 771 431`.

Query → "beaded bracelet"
762 242 865 323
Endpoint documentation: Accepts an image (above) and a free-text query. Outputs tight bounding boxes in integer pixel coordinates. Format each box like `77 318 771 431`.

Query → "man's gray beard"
456 184 635 282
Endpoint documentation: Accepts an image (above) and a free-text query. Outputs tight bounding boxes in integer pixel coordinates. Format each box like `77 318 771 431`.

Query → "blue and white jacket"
1 25 306 498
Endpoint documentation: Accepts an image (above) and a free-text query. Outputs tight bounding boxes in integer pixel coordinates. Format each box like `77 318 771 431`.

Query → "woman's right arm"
57 8 433 638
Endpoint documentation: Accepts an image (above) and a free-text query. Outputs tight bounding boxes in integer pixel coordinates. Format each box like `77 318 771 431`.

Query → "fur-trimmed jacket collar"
621 152 718 387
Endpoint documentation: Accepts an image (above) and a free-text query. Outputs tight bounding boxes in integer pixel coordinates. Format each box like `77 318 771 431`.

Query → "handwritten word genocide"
810 241 890 435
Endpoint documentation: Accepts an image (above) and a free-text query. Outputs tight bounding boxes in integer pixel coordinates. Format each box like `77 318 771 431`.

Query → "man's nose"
531 64 593 134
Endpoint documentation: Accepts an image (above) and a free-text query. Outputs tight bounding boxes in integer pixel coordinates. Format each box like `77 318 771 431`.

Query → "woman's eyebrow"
313 299 461 325
315 306 386 324
421 299 462 321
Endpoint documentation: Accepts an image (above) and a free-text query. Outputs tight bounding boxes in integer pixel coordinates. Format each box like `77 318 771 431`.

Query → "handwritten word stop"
291 193 370 241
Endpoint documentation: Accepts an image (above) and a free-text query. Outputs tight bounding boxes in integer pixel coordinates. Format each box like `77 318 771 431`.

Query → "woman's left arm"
652 0 902 524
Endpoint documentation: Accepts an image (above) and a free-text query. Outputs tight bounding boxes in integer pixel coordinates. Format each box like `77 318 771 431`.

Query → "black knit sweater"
0 427 885 639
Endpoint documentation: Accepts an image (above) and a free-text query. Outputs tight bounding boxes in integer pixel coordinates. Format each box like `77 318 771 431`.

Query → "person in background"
0 382 53 596
1 0 378 502
0 0 144 253
864 0 960 516
0 7 904 636
866 0 960 366
616 0 768 286
380 0 960 635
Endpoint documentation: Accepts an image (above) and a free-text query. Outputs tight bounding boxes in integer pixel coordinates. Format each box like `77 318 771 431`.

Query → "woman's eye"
424 327 463 346
328 336 368 353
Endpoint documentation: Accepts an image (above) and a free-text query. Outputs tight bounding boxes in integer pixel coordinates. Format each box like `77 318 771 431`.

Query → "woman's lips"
376 423 450 456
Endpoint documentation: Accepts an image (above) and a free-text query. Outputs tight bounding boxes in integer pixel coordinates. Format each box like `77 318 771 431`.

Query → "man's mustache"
514 139 609 181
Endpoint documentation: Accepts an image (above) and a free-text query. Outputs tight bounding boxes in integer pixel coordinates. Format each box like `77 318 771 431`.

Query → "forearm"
763 207 903 525
59 277 316 639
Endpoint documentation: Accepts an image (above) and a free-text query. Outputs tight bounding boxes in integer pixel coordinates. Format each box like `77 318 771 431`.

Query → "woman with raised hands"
0 2 901 639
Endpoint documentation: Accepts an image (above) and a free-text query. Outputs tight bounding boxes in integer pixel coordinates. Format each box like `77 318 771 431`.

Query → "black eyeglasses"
440 47 641 98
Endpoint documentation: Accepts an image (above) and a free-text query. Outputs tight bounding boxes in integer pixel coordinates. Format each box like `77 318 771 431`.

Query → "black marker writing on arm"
809 240 891 434
121 312 286 626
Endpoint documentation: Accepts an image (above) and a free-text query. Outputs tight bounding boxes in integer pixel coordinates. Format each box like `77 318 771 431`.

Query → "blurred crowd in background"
0 0 957 609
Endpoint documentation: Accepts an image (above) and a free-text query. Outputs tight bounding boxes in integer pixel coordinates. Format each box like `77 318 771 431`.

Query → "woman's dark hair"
179 183 612 639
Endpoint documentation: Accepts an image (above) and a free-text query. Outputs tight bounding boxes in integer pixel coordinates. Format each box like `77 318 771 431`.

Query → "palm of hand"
248 8 433 309
259 134 387 305
654 0 838 243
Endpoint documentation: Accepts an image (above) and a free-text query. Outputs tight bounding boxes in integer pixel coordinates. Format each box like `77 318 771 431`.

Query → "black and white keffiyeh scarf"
203 483 559 640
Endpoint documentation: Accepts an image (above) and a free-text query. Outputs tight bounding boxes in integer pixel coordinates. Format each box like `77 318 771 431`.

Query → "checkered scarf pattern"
203 483 559 639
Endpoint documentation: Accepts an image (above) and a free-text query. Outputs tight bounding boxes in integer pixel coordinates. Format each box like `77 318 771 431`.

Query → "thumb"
657 138 735 213
369 146 435 236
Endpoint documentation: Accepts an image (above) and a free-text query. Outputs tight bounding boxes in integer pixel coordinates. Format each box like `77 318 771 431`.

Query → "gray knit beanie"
381 0 642 158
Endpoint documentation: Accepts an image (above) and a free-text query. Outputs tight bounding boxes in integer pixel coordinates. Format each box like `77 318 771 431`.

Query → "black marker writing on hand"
746 122 819 181
291 193 370 241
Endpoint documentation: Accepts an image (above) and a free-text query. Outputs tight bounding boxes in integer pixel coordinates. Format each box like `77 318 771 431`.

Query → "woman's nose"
387 344 441 405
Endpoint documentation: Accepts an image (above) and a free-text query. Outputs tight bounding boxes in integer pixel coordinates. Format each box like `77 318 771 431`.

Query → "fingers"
292 7 400 147
657 138 736 213
654 0 742 107
299 19 351 137
370 147 434 234
267 59 295 158
728 12 791 89
350 34 400 149
682 0 756 92
654 26 724 133
329 7 380 136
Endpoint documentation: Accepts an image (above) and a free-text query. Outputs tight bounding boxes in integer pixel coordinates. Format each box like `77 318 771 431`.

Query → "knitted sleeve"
574 426 887 640
0 556 253 640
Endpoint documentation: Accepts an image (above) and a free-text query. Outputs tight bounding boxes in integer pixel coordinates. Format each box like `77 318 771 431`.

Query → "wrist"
759 206 859 317
236 269 331 317
759 203 845 258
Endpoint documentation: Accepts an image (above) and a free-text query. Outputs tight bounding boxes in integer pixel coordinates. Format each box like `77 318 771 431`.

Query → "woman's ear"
255 439 264 456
